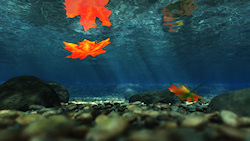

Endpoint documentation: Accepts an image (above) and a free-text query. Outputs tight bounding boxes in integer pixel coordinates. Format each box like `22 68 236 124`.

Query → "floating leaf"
63 38 111 60
162 0 197 32
64 0 112 31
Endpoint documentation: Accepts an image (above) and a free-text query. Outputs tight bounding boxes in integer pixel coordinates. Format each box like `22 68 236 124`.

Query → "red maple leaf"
167 84 203 102
64 0 112 31
63 38 111 60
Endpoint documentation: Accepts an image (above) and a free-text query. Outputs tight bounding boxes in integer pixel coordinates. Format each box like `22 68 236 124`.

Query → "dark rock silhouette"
129 90 181 104
46 82 69 103
207 88 250 116
0 76 67 111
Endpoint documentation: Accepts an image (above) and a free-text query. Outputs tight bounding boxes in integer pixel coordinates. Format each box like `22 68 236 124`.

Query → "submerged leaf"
167 84 203 102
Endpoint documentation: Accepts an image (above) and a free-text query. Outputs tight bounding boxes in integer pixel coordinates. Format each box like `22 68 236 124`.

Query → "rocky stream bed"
1 97 250 141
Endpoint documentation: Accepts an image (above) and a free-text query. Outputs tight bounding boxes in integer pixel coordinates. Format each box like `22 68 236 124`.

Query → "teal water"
0 0 249 97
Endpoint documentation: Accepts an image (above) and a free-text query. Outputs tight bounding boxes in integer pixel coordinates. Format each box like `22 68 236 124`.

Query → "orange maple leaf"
167 84 203 102
64 0 112 31
63 38 111 60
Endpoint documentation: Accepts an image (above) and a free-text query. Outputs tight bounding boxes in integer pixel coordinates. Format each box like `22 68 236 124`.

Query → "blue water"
0 0 249 98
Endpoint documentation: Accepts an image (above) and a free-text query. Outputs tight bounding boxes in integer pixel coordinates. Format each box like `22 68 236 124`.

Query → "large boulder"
124 88 137 100
129 90 181 104
0 76 62 111
207 88 250 116
46 82 69 103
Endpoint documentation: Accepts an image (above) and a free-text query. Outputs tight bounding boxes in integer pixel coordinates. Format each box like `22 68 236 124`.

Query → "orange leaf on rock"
64 0 112 31
167 84 203 102
63 38 111 60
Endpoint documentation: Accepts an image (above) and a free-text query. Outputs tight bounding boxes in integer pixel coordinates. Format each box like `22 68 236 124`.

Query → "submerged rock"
0 128 23 141
0 76 61 111
0 110 23 128
16 114 41 126
86 112 128 141
181 115 208 129
129 90 181 104
46 82 69 103
23 115 74 138
124 88 137 100
207 88 250 116
218 125 248 141
128 129 153 141
220 110 238 127
169 128 204 141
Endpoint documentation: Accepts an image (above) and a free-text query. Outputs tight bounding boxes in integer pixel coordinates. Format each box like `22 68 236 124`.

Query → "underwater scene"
0 0 250 140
